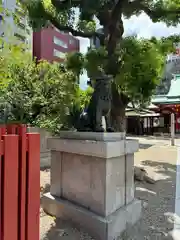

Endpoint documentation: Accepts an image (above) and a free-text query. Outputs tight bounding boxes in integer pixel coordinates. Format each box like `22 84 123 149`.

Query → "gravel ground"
40 141 177 240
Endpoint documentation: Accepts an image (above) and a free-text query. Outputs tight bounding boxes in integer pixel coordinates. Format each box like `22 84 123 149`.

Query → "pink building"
33 26 79 63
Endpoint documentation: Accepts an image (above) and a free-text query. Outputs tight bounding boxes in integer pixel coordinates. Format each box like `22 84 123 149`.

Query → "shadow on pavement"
139 143 153 149
130 160 177 239
43 218 92 240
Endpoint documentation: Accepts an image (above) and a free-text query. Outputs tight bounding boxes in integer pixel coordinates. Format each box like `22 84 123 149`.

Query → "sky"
78 13 180 90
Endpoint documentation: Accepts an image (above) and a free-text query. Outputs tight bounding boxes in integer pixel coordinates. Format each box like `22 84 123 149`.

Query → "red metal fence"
0 124 40 240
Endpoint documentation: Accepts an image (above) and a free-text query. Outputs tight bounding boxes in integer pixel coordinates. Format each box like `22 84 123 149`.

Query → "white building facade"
0 0 32 50
156 42 180 95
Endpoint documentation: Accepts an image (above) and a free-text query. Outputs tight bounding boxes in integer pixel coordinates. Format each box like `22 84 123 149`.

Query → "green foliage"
0 40 31 87
75 86 93 111
12 0 180 130
66 86 93 128
0 42 78 134
115 37 165 104
66 35 179 105
21 0 75 31
21 0 180 34
65 52 84 77
84 47 108 77
21 0 180 106
77 19 96 33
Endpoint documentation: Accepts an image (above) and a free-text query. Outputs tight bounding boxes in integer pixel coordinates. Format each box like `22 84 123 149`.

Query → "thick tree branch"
43 11 104 39
97 9 110 27
106 0 125 56
51 0 68 9
131 1 180 19
23 0 102 39
142 6 180 19
97 0 118 27
127 0 180 20
51 0 80 9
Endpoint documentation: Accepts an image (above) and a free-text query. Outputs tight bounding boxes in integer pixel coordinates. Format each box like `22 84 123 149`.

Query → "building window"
53 36 68 48
17 21 25 29
14 33 26 42
53 49 66 59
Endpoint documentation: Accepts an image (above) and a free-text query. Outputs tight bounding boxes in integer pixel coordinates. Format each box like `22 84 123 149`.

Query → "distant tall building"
33 26 80 63
0 0 32 49
156 42 180 95
165 43 180 76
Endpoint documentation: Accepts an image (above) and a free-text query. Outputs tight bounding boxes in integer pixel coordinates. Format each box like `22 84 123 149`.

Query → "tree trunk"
111 83 129 132
111 104 126 132
110 85 155 183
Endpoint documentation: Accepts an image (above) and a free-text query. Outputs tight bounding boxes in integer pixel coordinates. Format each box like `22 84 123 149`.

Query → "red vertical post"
0 126 6 136
18 125 27 240
2 135 19 240
0 128 3 240
175 113 178 133
26 133 40 240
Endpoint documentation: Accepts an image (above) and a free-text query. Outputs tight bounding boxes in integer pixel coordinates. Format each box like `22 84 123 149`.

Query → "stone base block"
42 192 141 240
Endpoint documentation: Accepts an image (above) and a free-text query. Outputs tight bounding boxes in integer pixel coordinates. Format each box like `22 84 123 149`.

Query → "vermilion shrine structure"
152 74 180 133
0 124 40 240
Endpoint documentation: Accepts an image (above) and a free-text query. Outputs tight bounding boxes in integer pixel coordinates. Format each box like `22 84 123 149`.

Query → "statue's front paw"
107 127 115 132
95 126 105 132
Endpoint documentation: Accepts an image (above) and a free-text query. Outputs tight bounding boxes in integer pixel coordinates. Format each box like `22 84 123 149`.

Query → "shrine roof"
167 74 180 98
152 96 180 104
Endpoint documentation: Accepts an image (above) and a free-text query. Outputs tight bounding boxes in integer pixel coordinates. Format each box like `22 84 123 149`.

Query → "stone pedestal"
42 132 141 240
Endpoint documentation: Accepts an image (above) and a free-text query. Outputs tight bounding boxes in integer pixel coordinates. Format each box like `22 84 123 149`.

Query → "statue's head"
87 75 112 89
93 75 112 91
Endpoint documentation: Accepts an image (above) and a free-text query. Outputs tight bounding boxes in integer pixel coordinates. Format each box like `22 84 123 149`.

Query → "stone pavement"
40 137 178 240
127 135 180 146
125 138 178 239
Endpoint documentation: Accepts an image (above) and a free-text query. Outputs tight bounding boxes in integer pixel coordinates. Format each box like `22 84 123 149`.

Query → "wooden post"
18 125 27 240
3 135 19 240
0 126 7 240
26 133 40 240
171 113 175 146
0 124 40 240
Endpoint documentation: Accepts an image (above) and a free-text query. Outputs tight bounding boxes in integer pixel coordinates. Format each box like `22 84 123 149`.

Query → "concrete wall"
27 127 51 168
